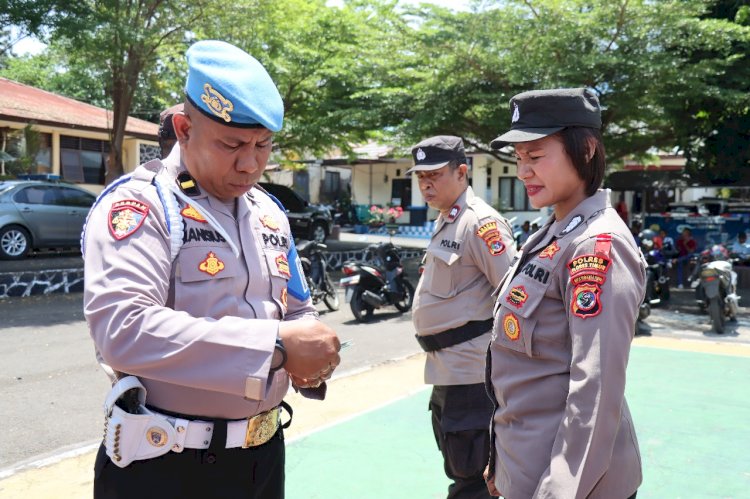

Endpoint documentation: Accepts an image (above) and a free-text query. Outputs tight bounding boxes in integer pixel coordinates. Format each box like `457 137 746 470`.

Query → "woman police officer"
483 88 645 499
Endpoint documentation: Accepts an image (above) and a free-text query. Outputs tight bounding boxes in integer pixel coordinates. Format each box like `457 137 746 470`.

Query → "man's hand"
483 465 501 497
279 319 340 382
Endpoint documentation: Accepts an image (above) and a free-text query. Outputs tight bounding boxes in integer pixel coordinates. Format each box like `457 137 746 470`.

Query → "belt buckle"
243 407 280 448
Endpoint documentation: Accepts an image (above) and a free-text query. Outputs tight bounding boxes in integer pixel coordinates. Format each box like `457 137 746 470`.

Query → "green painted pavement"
287 346 750 499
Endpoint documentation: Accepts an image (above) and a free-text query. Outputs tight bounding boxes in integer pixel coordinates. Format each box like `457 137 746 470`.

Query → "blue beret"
185 40 284 131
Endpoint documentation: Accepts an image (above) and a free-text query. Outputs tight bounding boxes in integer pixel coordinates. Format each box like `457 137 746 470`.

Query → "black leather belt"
415 319 494 352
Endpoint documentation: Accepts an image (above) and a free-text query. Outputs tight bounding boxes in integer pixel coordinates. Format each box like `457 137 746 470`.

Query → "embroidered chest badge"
571 283 602 318
109 199 149 240
199 251 225 276
502 313 521 341
201 83 234 122
506 286 528 309
261 215 280 231
539 241 560 260
275 254 291 278
476 221 507 256
181 204 206 223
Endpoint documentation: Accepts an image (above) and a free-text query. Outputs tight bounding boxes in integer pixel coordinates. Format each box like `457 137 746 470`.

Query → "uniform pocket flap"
499 282 546 319
431 248 461 266
179 246 238 282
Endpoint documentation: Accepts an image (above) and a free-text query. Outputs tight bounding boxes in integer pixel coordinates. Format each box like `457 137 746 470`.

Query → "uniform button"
177 426 185 433
206 427 212 432
206 453 216 464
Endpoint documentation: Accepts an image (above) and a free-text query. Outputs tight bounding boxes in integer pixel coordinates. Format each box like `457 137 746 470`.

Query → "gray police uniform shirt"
489 189 645 499
83 146 316 420
413 186 516 385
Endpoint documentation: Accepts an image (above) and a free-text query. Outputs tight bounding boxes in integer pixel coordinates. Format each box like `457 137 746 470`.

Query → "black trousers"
93 429 285 499
430 383 494 499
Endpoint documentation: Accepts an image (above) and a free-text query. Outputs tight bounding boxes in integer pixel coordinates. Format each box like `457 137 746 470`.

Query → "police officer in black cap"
158 103 184 159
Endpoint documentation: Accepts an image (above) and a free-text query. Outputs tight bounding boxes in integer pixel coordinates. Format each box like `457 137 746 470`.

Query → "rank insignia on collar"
503 313 521 341
176 171 201 197
539 241 560 260
448 205 461 222
109 199 149 240
571 283 602 318
506 286 528 309
261 215 280 231
275 254 291 278
280 287 288 310
181 204 206 223
198 251 225 276
560 214 583 235
201 83 234 123
476 221 507 256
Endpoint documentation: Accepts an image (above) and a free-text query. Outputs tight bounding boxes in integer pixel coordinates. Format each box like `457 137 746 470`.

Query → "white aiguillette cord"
157 173 241 259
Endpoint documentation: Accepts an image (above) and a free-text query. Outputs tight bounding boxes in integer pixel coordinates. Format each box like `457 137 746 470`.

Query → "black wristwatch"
270 338 287 372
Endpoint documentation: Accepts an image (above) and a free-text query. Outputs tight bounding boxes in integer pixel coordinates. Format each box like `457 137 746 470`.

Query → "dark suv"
0 178 96 259
258 182 332 243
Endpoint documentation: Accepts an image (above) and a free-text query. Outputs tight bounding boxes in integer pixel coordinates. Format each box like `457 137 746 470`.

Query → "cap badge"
503 313 521 341
201 83 234 123
416 148 426 161
512 102 520 123
199 251 225 276
109 199 149 240
181 204 207 223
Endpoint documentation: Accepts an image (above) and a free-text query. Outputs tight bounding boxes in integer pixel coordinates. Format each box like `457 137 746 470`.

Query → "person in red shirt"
675 227 697 288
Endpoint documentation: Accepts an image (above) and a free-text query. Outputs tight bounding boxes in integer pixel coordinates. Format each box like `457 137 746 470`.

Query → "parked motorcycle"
339 242 415 322
690 244 740 334
639 230 671 307
297 240 339 312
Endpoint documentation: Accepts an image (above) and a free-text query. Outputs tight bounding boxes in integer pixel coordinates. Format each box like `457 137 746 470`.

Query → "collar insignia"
109 199 149 240
416 148 426 161
181 204 206 223
176 171 201 197
261 215 280 231
198 251 225 276
448 205 461 222
560 214 583 235
539 241 560 260
201 83 234 123
275 254 291 278
503 313 521 341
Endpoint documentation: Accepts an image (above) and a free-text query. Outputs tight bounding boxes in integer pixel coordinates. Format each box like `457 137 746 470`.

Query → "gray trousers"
430 383 494 499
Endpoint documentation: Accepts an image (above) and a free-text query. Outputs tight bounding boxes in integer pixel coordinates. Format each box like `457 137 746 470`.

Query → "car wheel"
0 225 31 260
310 222 327 243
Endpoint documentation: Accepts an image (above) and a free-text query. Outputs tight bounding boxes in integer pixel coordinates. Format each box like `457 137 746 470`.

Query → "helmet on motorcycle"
710 244 728 260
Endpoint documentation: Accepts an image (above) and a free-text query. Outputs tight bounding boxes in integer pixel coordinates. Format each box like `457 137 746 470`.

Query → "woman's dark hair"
557 127 606 197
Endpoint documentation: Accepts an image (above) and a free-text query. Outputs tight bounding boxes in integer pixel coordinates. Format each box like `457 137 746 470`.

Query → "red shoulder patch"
109 199 149 240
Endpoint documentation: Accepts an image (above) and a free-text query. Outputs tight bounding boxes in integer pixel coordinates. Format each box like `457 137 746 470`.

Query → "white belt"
103 376 280 468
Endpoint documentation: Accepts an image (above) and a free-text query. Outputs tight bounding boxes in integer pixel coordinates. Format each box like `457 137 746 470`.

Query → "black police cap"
407 135 468 175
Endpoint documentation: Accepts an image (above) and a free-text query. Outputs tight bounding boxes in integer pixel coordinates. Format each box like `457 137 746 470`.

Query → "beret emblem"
201 83 234 122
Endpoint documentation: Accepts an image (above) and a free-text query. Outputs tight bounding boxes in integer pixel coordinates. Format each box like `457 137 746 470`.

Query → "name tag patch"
439 239 461 251
109 199 149 240
521 262 550 284
184 227 226 244
262 232 291 250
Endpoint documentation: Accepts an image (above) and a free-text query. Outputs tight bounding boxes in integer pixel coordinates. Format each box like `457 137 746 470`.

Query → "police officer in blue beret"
83 40 341 498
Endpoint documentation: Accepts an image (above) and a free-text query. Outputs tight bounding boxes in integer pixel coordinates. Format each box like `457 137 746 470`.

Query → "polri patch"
198 251 225 276
568 254 611 277
503 313 521 341
109 199 149 240
506 286 528 309
571 283 602 318
275 254 291 278
261 215 280 231
476 221 507 256
539 241 560 260
181 204 206 223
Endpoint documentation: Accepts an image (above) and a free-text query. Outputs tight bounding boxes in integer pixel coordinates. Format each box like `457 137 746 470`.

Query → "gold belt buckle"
243 407 280 448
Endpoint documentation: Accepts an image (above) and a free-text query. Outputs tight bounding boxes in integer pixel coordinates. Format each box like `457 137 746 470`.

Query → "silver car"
0 179 96 259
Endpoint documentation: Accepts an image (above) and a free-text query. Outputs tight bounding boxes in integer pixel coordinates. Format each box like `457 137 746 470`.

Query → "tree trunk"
105 54 143 185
